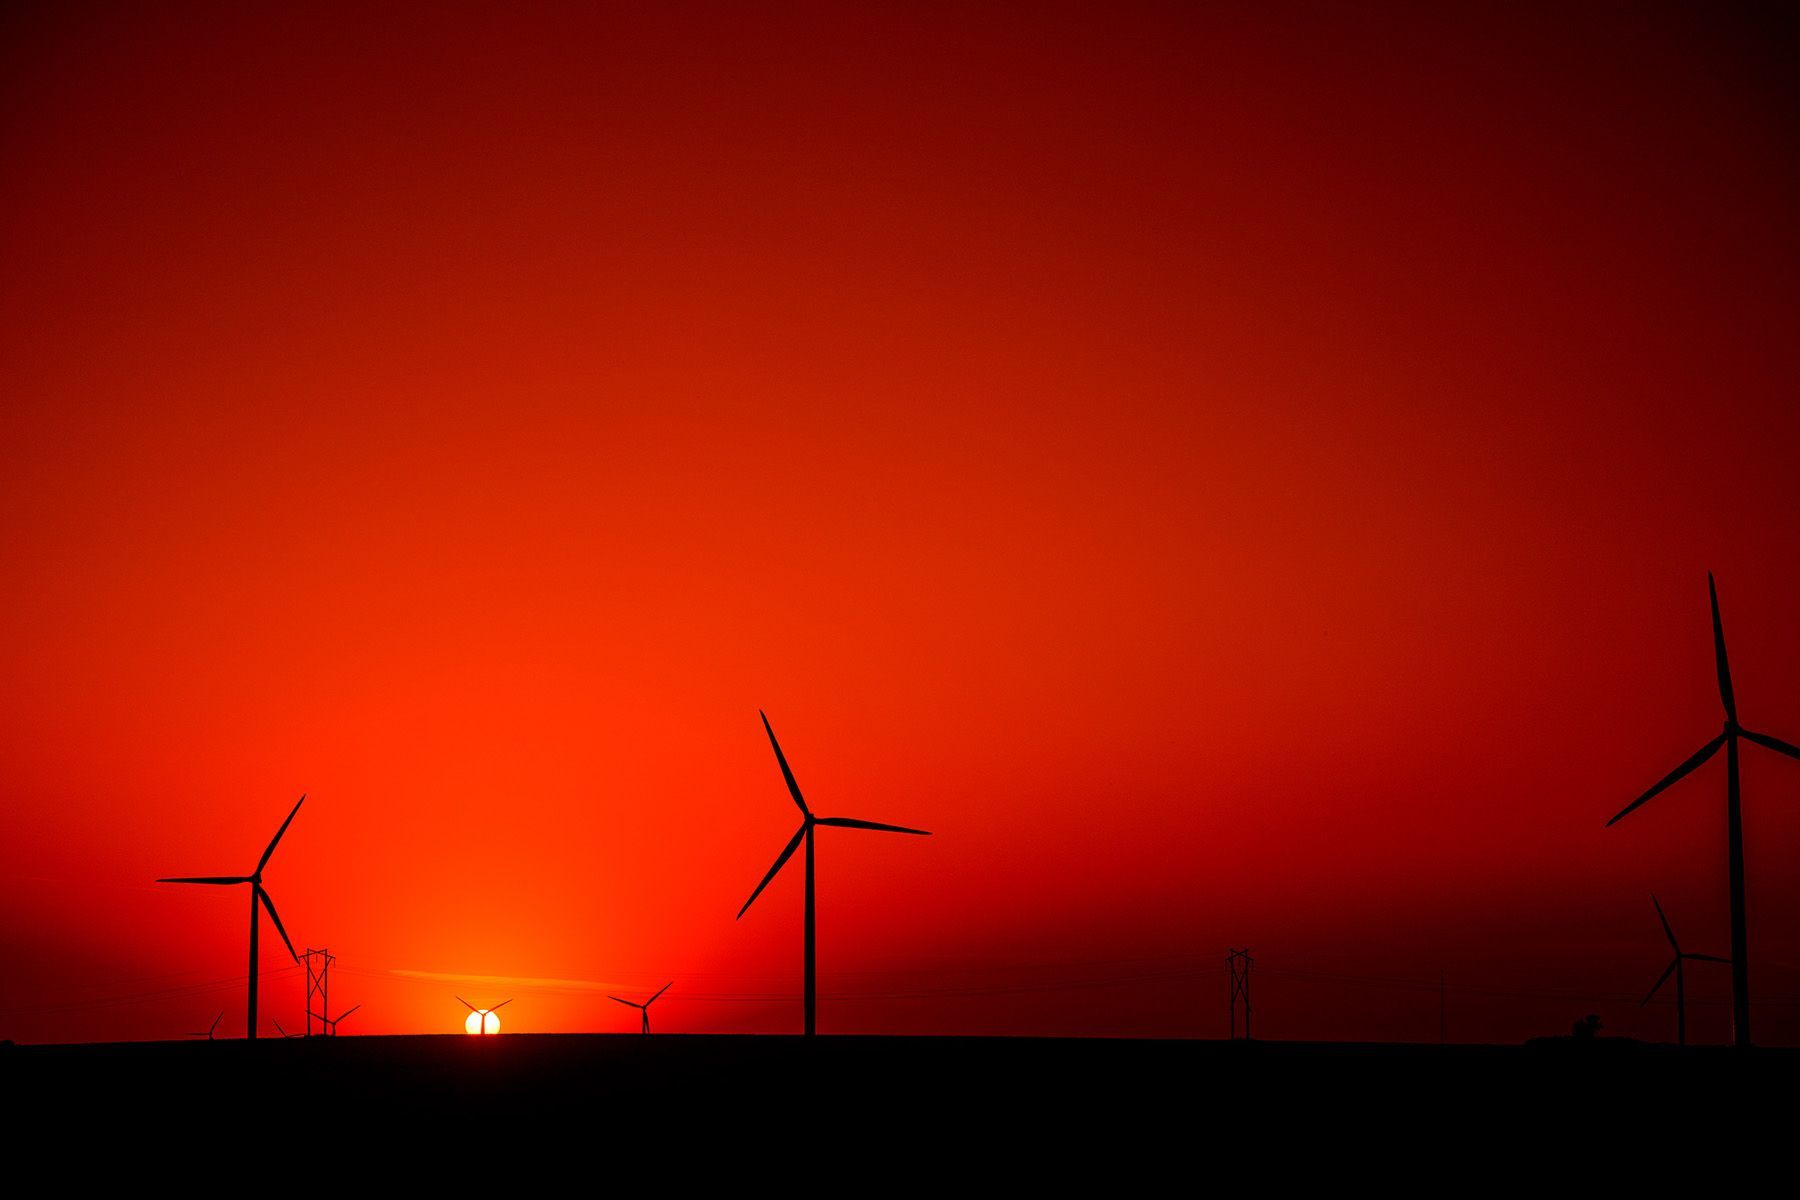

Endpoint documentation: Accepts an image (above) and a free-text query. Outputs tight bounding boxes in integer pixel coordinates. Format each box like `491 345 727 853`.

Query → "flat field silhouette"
5 1033 1790 1173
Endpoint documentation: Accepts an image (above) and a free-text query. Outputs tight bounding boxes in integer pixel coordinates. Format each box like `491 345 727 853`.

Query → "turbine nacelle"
738 711 931 922
1607 578 1800 829
157 795 305 964
1642 894 1729 1007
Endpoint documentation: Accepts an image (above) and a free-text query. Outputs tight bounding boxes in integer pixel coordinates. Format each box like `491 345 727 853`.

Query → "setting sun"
457 997 512 1033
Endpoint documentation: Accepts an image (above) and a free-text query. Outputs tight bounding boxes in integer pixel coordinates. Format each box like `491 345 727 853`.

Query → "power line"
319 955 1800 1008
0 965 303 1018
12 951 1800 1025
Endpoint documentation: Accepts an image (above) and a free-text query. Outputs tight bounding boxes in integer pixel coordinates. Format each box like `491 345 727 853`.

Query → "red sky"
3 1 1799 1045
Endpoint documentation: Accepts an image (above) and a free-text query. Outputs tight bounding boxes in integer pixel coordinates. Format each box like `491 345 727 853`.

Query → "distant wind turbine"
1641 894 1729 1048
188 1011 224 1041
272 1019 300 1039
158 795 305 1040
608 982 673 1034
1606 575 1800 1047
738 711 930 1037
457 996 512 1034
322 1004 361 1037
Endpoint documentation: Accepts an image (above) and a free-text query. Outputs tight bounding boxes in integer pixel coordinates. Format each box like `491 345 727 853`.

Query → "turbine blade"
336 1005 360 1022
490 999 513 1011
1607 734 1726 826
211 1011 223 1034
649 981 673 1004
815 816 932 835
737 824 807 919
257 794 306 873
1709 573 1736 722
257 886 298 962
273 1020 287 1038
760 711 809 816
609 996 638 1008
1740 728 1800 762
1685 953 1731 964
456 996 478 1012
157 876 249 885
1652 894 1678 953
1642 959 1678 1005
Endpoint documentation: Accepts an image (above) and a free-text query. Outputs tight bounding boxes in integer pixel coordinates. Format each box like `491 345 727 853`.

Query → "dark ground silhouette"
4 1033 1791 1171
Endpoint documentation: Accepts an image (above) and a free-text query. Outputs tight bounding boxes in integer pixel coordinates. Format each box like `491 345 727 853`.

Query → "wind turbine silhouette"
158 795 305 1041
322 1004 361 1037
1641 895 1728 1048
608 982 672 1034
188 1011 224 1041
457 996 512 1034
272 1019 300 1039
737 711 930 1037
1606 575 1800 1047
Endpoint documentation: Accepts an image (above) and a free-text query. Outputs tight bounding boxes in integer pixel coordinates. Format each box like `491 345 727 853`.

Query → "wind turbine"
188 1011 224 1041
322 1004 361 1037
737 711 930 1037
1607 574 1800 1047
272 1020 301 1039
608 982 672 1034
1641 894 1729 1048
457 996 512 1034
158 795 305 1040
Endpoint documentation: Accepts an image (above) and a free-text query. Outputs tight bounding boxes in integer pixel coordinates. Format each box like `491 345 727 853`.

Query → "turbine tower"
737 710 931 1037
1641 894 1728 1048
158 795 305 1040
1607 575 1800 1047
608 982 673 1034
457 996 512 1034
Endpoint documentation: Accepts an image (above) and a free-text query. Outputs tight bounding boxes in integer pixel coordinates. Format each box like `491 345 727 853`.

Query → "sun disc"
463 1009 500 1035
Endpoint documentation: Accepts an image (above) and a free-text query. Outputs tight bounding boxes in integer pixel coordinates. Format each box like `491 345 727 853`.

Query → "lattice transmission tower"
300 947 335 1037
1226 948 1253 1040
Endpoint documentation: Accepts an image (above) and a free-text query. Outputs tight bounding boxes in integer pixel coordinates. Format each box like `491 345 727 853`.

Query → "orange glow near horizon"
2 3 1799 1048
